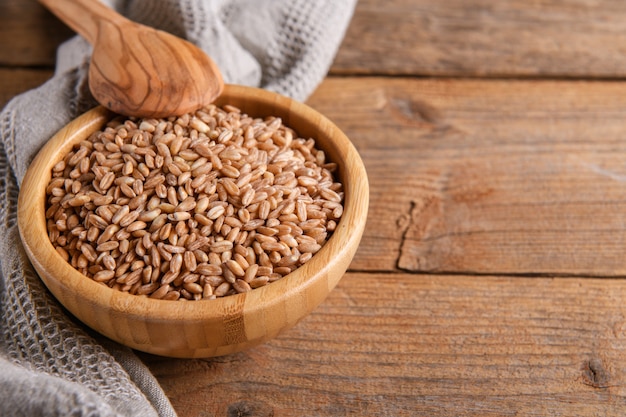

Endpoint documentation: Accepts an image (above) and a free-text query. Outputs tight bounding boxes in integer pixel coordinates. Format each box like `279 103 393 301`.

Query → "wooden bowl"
17 85 369 358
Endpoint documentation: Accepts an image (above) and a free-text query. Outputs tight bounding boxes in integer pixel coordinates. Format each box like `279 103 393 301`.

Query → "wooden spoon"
39 0 224 118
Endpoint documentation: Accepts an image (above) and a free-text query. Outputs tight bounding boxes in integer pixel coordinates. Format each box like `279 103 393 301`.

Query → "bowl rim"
17 84 369 324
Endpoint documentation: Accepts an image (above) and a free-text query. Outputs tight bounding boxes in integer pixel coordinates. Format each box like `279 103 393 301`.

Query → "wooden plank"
143 273 626 416
333 0 626 77
305 77 626 276
0 69 53 109
0 0 73 67
9 0 626 79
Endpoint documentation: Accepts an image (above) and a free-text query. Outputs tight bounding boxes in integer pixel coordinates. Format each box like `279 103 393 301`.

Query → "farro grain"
260 241 284 252
274 266 293 276
96 241 119 252
225 259 245 277
150 284 170 299
119 239 130 254
233 252 249 270
220 264 236 283
94 269 115 282
182 272 199 284
202 283 214 298
226 226 240 242
45 104 343 299
142 265 153 283
249 276 269 288
233 279 251 293
193 250 209 264
196 263 222 275
161 270 179 285
184 282 203 294
244 263 258 283
168 211 191 222
207 205 225 220
183 251 197 271
213 282 230 297
163 290 181 301
111 205 129 224
115 228 131 241
163 244 185 254
119 211 140 227
75 254 88 269
137 283 159 295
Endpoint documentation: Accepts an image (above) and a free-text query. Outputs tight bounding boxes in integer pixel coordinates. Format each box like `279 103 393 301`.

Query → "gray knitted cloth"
0 1 356 415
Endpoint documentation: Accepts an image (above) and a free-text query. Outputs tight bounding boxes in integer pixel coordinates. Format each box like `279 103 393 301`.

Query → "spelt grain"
214 282 231 297
45 104 344 299
94 269 115 282
249 276 270 288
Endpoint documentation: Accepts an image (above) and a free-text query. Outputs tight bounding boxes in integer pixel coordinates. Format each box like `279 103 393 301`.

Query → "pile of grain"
44 104 343 300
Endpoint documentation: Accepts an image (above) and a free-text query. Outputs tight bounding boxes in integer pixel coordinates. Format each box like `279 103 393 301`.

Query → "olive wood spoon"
39 0 224 118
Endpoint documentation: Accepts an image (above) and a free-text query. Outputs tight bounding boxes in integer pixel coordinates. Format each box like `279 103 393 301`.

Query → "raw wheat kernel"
45 104 344 299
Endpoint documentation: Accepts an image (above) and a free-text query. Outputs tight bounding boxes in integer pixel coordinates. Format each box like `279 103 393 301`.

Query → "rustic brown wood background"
4 0 626 415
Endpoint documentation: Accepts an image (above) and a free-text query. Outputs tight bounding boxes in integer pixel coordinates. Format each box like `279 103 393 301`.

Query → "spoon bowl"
40 0 223 118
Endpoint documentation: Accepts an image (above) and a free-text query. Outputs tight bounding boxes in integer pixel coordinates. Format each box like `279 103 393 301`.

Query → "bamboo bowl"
17 85 369 358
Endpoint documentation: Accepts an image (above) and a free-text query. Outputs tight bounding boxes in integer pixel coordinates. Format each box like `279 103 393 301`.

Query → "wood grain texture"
38 0 224 118
7 0 626 80
0 0 73 67
306 77 626 276
0 68 53 109
332 0 626 77
7 1 626 416
143 272 626 417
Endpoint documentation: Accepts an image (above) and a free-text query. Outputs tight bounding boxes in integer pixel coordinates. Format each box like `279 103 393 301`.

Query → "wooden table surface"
4 0 626 415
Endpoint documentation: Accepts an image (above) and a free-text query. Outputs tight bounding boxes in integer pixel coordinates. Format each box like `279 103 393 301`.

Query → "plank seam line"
326 72 626 83
346 269 626 279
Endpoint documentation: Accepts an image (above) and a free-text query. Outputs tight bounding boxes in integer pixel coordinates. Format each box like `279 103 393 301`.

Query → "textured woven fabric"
0 0 356 416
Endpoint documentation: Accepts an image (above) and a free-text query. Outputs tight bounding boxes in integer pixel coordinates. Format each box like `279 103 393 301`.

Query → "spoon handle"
39 0 127 44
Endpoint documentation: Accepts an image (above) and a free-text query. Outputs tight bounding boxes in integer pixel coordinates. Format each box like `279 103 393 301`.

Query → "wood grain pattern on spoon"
39 0 224 118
